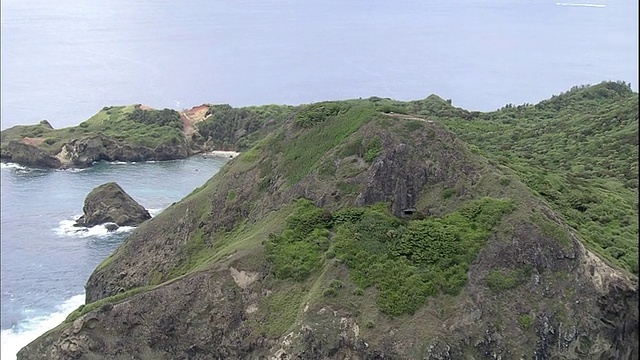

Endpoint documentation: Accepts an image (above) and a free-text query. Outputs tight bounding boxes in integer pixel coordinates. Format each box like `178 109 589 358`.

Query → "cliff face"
1 141 63 168
55 134 190 168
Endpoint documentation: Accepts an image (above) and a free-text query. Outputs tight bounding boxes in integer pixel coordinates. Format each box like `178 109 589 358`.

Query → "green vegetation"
270 104 378 184
518 314 534 329
440 81 638 274
196 104 294 150
266 197 514 316
259 284 307 337
79 105 184 148
294 102 350 127
65 286 153 323
1 105 185 154
339 136 383 163
485 266 533 293
265 199 331 281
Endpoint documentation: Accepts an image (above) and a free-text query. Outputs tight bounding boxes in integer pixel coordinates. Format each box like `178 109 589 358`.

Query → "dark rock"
75 182 150 227
104 223 119 232
1 141 62 168
39 119 54 129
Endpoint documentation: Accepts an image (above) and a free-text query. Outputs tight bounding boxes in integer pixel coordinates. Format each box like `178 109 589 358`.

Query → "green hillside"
17 82 639 359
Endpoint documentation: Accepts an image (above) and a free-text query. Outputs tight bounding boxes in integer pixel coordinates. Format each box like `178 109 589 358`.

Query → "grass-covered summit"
17 82 639 359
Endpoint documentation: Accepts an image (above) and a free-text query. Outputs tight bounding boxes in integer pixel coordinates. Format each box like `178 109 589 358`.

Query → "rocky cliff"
17 96 638 359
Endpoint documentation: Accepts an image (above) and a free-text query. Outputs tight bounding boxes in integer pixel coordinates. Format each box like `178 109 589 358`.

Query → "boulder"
104 223 120 232
75 182 151 227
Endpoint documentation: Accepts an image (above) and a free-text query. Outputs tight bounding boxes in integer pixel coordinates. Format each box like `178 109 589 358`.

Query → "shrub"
518 314 534 329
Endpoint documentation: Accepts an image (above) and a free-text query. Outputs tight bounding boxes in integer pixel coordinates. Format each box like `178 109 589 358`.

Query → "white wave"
1 162 29 171
54 167 88 173
1 294 84 360
148 208 163 217
54 217 135 238
556 2 606 7
108 161 129 165
1 162 26 170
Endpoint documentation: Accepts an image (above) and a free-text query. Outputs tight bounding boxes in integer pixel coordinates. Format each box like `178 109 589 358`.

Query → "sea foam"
0 162 30 172
1 294 84 360
54 216 135 238
54 208 162 237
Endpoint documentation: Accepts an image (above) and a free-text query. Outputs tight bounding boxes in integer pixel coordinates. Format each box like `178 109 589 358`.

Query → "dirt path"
384 113 434 123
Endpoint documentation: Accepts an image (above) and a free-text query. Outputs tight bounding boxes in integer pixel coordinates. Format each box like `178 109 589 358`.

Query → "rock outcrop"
1 141 62 168
75 182 151 228
56 134 190 168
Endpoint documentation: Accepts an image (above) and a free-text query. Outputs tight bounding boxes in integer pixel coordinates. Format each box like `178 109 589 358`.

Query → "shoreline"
0 151 241 171
201 150 241 158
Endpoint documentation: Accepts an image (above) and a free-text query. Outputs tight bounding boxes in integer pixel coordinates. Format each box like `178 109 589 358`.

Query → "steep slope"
440 81 639 275
18 96 638 359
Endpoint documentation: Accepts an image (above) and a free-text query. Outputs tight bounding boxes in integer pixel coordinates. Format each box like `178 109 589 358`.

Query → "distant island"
12 81 639 359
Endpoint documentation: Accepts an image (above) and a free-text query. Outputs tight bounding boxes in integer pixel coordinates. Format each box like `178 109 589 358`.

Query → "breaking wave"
0 294 84 360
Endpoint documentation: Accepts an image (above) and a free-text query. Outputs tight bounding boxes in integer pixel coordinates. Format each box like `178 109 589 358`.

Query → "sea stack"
75 182 151 228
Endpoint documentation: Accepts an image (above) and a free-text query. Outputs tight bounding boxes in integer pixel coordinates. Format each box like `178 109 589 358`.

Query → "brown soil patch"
139 104 154 111
20 137 46 146
180 104 210 138
229 267 259 289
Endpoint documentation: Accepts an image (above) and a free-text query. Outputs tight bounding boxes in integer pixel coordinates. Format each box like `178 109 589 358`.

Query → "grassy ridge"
79 105 184 147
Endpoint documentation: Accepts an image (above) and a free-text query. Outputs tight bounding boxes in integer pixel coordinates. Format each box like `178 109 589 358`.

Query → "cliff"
17 83 639 359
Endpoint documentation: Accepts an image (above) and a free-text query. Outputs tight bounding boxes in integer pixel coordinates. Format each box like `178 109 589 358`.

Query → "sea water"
0 158 228 358
1 0 637 130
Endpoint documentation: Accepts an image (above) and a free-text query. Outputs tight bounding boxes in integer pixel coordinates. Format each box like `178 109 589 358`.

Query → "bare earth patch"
579 241 633 292
229 267 259 289
20 137 46 146
139 104 154 110
180 104 210 138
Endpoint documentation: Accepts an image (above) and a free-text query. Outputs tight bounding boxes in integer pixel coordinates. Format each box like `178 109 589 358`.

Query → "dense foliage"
126 107 182 128
83 106 184 147
196 104 294 150
294 102 350 127
440 81 639 274
266 198 514 315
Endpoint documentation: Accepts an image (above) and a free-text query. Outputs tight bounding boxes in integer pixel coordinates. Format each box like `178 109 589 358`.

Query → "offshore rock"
75 182 151 227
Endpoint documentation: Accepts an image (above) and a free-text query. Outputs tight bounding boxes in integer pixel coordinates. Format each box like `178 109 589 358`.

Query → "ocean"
0 158 229 358
0 0 637 358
